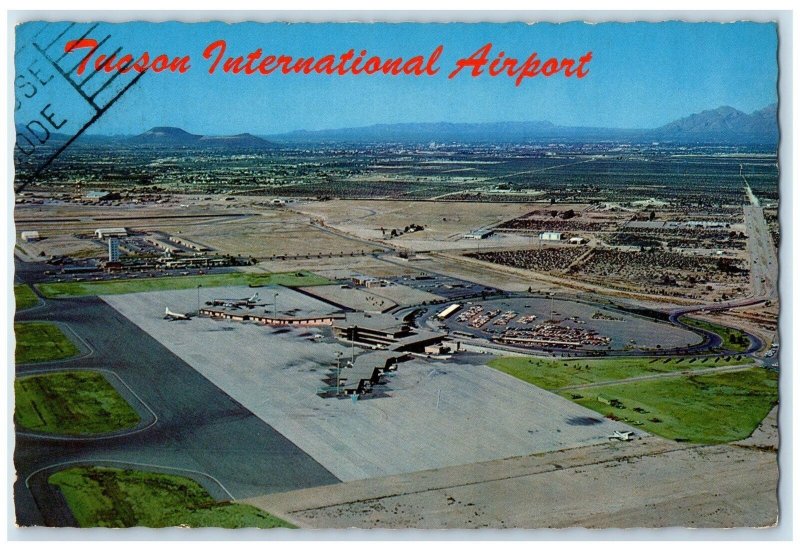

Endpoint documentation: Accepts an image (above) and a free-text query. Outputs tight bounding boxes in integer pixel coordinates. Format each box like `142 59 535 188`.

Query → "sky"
14 21 779 135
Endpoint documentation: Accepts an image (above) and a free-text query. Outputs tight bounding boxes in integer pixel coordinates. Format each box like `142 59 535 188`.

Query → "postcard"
11 15 783 531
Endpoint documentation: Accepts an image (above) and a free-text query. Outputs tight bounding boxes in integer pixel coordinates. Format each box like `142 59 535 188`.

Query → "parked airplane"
206 292 260 309
608 430 634 441
164 307 191 321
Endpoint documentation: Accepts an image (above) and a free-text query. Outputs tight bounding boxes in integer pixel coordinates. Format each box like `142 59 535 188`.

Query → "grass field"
558 368 778 444
680 316 751 353
15 322 80 364
15 371 140 435
14 284 39 310
49 467 296 528
488 355 754 391
35 271 332 298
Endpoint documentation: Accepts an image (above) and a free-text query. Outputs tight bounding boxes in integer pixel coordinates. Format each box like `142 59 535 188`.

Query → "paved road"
13 271 339 526
743 205 778 302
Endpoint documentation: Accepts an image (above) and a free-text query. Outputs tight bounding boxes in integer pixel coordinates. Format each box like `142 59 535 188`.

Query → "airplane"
206 292 260 309
608 430 634 441
164 307 191 321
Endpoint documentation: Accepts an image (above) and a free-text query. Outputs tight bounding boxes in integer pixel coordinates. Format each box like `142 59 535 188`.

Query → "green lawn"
558 368 778 444
488 355 754 390
35 271 332 298
49 466 296 528
680 316 751 353
15 322 80 363
14 284 40 310
15 371 140 435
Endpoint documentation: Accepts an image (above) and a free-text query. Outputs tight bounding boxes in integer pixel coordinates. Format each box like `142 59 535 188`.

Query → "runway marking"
25 459 236 501
60 321 96 359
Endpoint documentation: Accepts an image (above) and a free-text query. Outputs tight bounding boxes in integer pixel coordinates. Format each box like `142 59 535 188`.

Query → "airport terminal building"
331 312 447 352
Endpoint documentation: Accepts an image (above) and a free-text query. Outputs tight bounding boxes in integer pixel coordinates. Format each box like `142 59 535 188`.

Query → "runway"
13 292 338 527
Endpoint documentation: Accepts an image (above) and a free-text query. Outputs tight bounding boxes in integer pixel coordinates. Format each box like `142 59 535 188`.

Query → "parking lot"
436 296 704 352
389 273 497 301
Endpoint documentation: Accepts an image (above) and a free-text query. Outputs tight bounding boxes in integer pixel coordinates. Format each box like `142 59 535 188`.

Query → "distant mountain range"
14 103 779 147
266 104 778 145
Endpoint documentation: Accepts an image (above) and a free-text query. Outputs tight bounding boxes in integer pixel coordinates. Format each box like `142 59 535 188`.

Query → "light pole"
335 351 342 395
273 292 279 319
197 284 202 314
351 324 357 363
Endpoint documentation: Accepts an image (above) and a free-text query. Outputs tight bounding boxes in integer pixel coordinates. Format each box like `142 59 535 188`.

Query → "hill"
128 127 274 148
652 104 778 143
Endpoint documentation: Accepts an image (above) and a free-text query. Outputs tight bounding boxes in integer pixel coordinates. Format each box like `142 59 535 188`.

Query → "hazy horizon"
15 21 778 136
65 101 775 138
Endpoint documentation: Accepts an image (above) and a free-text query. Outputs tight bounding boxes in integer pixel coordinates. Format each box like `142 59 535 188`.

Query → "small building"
540 231 562 241
145 235 181 254
424 342 458 356
20 231 40 242
85 191 120 201
352 274 385 288
436 303 461 320
95 227 128 240
569 237 587 245
168 235 212 252
464 229 495 240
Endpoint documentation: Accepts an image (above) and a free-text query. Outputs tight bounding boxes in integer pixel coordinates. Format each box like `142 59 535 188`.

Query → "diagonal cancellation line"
33 42 100 111
39 22 75 53
90 61 136 104
54 23 98 63
78 45 121 89
68 35 112 77
15 24 49 57
15 70 146 194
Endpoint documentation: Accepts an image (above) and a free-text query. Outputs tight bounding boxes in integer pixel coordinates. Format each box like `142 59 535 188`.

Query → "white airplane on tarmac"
207 292 260 309
164 307 191 321
608 430 634 441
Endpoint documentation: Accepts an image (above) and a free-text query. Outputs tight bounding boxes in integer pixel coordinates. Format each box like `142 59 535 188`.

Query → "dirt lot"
290 199 534 243
15 198 380 259
174 215 374 258
253 256 428 281
16 234 105 260
244 411 779 529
